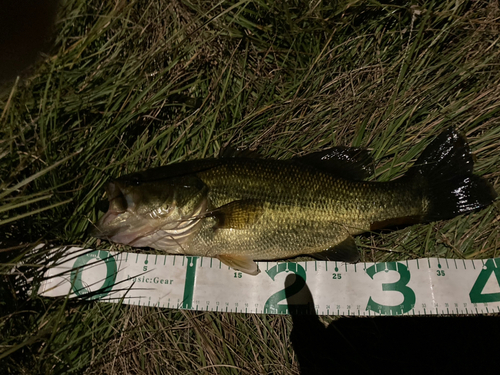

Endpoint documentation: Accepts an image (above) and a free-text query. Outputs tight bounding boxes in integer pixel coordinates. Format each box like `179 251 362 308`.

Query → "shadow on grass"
285 274 499 375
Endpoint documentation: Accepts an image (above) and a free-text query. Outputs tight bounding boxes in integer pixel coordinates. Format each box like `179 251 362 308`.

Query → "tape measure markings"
38 247 500 316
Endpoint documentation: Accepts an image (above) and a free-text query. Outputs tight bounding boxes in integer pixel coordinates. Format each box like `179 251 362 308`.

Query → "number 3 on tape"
365 262 416 315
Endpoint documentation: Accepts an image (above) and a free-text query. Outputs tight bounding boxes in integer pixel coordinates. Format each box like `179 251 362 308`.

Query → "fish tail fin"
407 128 496 222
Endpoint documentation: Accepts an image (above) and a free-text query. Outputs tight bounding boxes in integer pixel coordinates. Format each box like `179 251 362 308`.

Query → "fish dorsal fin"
209 200 264 229
295 146 374 180
217 254 260 275
310 235 360 262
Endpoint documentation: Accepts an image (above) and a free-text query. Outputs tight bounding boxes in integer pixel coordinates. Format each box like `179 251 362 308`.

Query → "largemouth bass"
91 128 497 275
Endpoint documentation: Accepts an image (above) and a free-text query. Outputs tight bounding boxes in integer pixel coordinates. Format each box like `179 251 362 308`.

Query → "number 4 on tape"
470 259 500 303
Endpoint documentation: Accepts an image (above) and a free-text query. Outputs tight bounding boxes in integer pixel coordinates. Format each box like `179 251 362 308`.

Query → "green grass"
1 0 499 373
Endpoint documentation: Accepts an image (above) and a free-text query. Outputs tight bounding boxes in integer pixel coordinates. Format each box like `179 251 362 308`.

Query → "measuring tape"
39 246 500 316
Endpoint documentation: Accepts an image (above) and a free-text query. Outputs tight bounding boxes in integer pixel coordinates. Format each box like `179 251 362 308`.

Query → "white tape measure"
39 247 500 316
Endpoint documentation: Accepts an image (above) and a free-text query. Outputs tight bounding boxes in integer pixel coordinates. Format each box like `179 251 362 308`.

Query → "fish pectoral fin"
217 254 261 275
311 236 360 262
209 200 264 229
294 146 374 180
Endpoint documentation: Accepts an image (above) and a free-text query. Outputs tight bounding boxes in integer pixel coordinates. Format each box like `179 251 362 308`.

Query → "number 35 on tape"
39 247 500 316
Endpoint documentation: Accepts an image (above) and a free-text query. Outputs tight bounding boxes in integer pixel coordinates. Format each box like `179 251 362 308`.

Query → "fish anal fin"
217 254 260 275
311 236 360 263
295 146 374 180
210 199 264 229
370 215 422 231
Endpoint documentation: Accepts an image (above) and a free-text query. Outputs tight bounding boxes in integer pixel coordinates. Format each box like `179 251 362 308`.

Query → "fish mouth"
90 181 130 239
90 181 165 247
